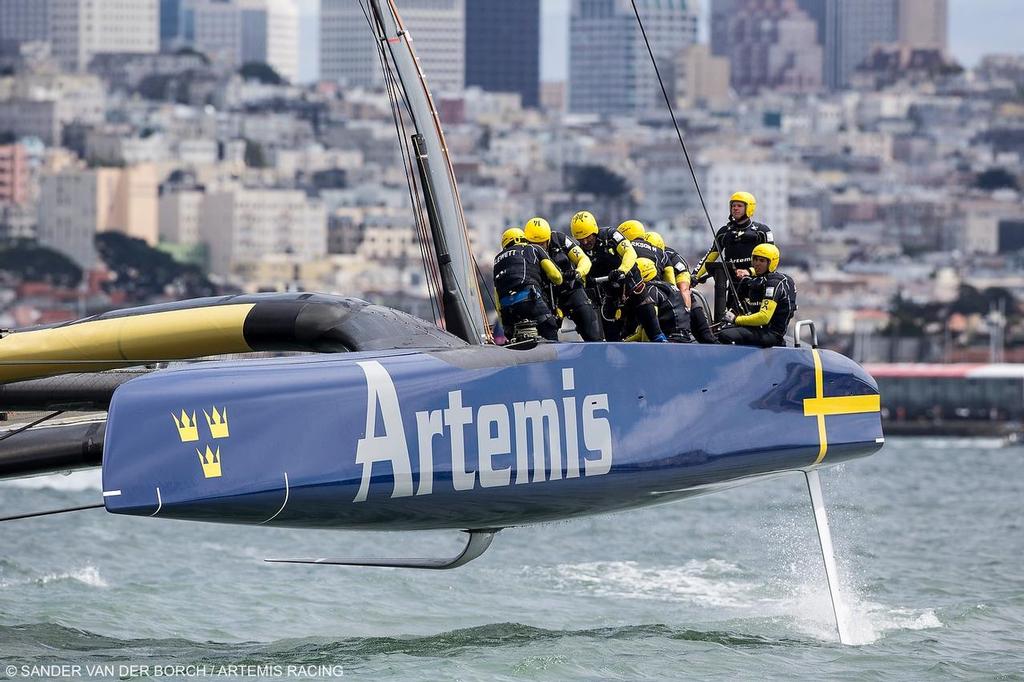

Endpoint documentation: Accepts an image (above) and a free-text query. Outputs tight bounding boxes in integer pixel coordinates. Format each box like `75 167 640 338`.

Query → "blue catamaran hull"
102 342 882 529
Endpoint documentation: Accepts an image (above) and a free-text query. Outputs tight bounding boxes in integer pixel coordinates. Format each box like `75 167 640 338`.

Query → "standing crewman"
718 243 796 348
523 216 602 342
692 191 774 322
493 226 564 343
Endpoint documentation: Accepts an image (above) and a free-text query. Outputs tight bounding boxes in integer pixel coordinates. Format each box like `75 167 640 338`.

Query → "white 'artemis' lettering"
414 409 443 495
477 404 512 487
583 394 613 476
353 361 413 503
443 391 476 491
513 399 563 483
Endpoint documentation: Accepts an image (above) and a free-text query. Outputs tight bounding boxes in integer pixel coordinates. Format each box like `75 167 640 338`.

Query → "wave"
0 566 108 590
36 566 109 588
0 621 795 661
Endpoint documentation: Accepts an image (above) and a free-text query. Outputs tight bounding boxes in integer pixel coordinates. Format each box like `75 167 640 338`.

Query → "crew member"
570 211 648 341
623 259 690 342
621 221 675 286
524 216 602 342
595 219 667 342
493 226 563 343
692 191 774 322
718 243 796 348
646 231 717 344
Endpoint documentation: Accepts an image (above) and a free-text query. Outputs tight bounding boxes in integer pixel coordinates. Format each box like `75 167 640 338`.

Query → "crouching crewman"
494 227 564 342
718 243 796 348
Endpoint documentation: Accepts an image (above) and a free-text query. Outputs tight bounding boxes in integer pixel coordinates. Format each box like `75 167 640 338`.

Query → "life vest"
493 243 547 301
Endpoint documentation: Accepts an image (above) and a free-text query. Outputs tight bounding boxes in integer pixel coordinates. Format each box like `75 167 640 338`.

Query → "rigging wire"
384 68 447 322
0 503 105 523
369 0 488 342
365 0 448 327
362 0 444 326
473 253 497 326
629 0 745 314
0 410 65 443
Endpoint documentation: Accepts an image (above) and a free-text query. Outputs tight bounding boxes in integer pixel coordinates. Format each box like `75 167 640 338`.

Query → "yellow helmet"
501 227 526 248
570 211 598 240
524 217 551 244
729 191 757 218
636 257 658 282
751 243 780 272
643 230 665 250
617 219 646 241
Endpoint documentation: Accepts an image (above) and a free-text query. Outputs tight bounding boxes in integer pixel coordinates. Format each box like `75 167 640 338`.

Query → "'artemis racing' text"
353 363 612 501
11 664 342 678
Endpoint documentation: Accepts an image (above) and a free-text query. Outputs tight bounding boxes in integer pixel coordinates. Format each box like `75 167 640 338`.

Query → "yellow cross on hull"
804 349 881 465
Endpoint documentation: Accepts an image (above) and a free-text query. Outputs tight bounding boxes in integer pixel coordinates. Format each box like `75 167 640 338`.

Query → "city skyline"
291 0 1022 83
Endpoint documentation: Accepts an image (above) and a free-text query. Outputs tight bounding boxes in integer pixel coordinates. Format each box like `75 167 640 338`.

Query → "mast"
368 0 488 345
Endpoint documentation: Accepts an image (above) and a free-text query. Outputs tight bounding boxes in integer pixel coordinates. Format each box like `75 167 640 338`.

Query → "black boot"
635 302 663 342
691 306 718 344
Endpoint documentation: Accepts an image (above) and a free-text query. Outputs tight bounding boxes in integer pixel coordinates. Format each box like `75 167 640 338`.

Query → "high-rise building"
710 0 739 57
160 0 184 49
183 0 240 65
789 0 901 90
794 0 827 46
897 0 947 51
830 0 897 89
724 0 822 94
321 0 465 93
243 0 299 82
50 0 159 72
0 0 50 46
465 0 540 108
793 0 900 90
182 0 298 82
569 0 699 116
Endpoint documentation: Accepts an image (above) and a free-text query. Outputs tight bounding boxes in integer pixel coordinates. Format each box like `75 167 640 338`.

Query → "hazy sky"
295 0 1024 83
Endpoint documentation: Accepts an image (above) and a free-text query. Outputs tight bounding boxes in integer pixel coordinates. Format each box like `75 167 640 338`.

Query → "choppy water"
0 438 1021 680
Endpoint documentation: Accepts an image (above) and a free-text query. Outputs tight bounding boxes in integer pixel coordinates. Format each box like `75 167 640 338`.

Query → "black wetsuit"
547 230 602 342
631 238 672 279
665 247 716 343
718 270 797 348
493 243 559 342
648 280 691 341
693 217 774 321
665 247 689 284
581 227 654 341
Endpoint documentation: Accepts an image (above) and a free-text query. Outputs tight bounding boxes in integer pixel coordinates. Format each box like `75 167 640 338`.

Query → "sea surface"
0 438 1021 680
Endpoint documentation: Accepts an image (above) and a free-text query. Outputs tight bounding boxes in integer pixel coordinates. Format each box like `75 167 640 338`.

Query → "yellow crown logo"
196 445 222 478
204 407 229 439
172 410 199 442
